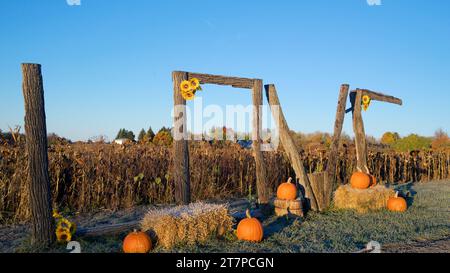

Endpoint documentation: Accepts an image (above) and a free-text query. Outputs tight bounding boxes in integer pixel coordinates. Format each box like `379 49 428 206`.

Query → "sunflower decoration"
56 226 72 243
180 78 202 101
362 95 371 111
53 209 77 243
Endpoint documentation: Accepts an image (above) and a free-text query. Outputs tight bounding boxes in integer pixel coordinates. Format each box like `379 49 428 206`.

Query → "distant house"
113 138 133 145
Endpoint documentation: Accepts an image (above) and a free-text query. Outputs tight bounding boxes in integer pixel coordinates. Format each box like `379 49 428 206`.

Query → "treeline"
2 125 450 153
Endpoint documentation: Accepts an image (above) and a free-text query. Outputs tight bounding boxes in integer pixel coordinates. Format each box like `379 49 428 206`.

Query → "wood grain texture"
273 198 303 210
307 172 330 211
352 89 369 173
264 84 319 211
172 71 191 204
21 63 55 246
252 79 270 205
326 84 350 199
357 89 403 105
187 72 255 89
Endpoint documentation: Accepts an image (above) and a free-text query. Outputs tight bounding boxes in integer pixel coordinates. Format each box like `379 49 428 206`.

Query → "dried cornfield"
1 142 449 223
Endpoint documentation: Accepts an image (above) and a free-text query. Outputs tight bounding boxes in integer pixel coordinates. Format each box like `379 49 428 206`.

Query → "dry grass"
140 202 233 249
333 185 395 213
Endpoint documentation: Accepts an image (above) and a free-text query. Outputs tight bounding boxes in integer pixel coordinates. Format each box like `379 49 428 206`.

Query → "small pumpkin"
350 172 371 189
123 229 152 253
236 209 264 242
369 175 377 188
277 177 297 200
387 192 408 212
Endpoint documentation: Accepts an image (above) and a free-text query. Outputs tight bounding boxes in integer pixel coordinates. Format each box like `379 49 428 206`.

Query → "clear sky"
1 0 449 141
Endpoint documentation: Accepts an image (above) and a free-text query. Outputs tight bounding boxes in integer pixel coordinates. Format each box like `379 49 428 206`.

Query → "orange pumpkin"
123 230 152 253
277 177 297 200
236 210 264 242
350 172 371 189
369 175 377 188
387 192 408 212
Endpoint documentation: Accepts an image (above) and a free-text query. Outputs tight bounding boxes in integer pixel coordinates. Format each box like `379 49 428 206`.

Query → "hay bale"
333 185 395 213
140 202 233 249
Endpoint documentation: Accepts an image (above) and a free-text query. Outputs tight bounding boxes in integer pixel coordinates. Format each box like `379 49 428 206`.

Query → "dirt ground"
383 238 450 253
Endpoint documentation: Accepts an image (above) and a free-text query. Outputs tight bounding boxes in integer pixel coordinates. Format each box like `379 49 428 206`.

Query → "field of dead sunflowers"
0 141 449 224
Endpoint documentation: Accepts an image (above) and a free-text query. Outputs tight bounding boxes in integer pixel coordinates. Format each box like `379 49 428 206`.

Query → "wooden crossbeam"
356 89 403 105
186 72 256 89
346 89 402 113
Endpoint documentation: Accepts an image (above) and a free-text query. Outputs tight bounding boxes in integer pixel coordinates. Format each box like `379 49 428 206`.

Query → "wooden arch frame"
172 71 270 205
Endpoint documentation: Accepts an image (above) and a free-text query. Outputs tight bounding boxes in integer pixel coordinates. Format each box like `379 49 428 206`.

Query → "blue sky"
0 0 449 141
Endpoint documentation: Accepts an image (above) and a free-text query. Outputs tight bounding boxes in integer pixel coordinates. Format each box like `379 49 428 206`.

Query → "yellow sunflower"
362 95 371 104
56 227 72 243
362 95 371 111
180 80 192 93
181 90 195 101
189 78 200 90
57 218 72 230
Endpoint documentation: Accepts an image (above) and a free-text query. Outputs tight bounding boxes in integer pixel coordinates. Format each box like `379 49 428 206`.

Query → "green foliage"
146 127 155 142
392 134 432 152
115 128 135 141
137 129 146 143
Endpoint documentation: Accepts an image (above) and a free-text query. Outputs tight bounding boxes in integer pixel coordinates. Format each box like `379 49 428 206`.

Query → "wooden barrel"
273 198 304 217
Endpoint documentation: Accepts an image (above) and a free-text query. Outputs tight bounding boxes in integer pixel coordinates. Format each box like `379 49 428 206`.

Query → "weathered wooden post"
352 89 370 173
252 79 270 206
326 84 350 196
265 84 318 211
172 71 191 204
349 88 403 174
21 63 55 246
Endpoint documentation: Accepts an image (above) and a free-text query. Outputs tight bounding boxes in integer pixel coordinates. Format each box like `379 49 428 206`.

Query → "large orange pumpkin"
387 192 408 212
236 210 264 242
123 230 152 253
350 172 371 189
277 177 297 200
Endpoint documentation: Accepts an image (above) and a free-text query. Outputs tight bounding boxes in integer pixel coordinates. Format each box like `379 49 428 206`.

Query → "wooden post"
252 79 270 206
172 71 191 204
265 84 319 211
307 172 329 211
21 63 55 246
352 89 369 173
326 84 349 196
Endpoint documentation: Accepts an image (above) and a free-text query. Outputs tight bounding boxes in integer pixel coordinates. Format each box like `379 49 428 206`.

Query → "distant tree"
115 129 125 139
381 132 400 145
431 128 450 150
126 130 135 141
138 129 146 143
47 133 71 145
153 130 173 146
392 134 432 152
115 128 135 141
158 127 172 134
145 127 155 142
